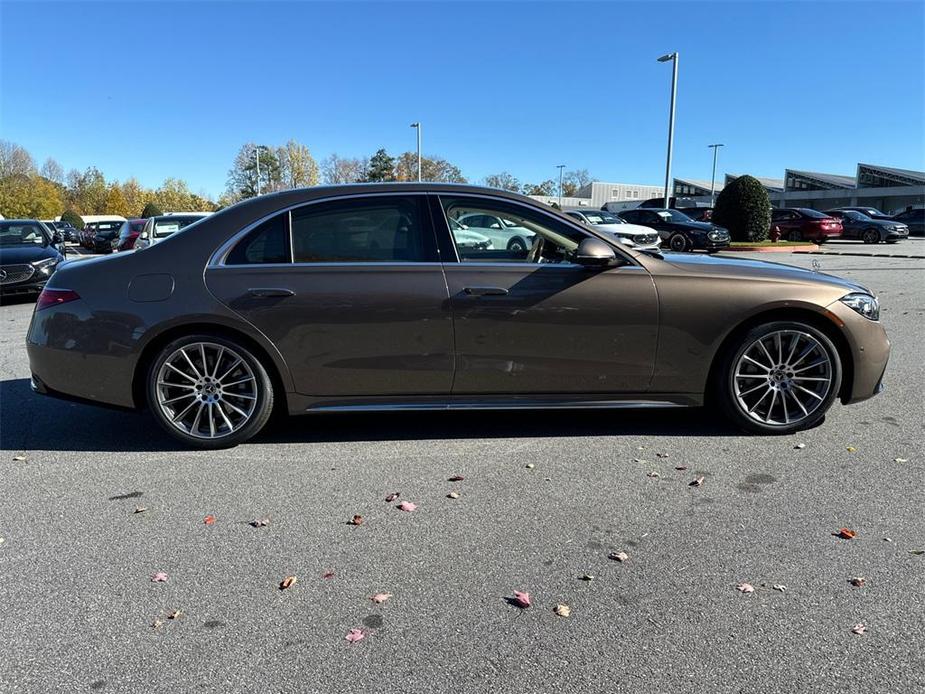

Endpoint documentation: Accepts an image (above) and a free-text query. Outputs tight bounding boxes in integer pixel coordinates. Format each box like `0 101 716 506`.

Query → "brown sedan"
26 183 890 448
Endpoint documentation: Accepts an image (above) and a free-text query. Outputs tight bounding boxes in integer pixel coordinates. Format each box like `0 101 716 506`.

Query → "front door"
205 194 454 397
435 195 658 395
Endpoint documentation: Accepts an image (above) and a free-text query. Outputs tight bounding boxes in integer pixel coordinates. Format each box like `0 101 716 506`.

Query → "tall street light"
556 164 566 207
410 122 422 181
708 143 724 205
657 52 679 209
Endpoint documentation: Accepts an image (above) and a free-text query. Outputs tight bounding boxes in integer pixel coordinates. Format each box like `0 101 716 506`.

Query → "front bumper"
825 300 891 404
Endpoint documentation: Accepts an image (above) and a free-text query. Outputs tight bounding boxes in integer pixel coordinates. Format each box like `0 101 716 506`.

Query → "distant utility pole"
708 143 724 204
658 52 679 208
254 144 261 196
410 122 422 181
557 164 566 207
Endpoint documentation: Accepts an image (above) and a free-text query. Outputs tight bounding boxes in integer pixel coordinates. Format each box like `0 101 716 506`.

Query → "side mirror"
574 237 619 267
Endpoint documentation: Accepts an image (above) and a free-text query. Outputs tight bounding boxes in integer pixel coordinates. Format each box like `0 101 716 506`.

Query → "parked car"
830 206 892 221
890 208 924 237
770 208 843 243
79 222 97 249
114 219 147 252
455 212 535 253
90 221 126 254
617 208 730 252
825 210 909 244
448 218 493 250
135 213 211 250
0 219 65 297
27 183 889 448
678 207 713 222
564 209 661 250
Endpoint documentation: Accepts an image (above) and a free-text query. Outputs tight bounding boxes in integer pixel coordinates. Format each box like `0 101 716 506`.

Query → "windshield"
0 222 48 246
583 212 623 225
656 210 694 222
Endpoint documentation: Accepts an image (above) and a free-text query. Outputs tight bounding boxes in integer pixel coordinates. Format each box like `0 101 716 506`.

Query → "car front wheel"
147 334 274 448
669 233 689 252
717 321 842 434
862 228 880 244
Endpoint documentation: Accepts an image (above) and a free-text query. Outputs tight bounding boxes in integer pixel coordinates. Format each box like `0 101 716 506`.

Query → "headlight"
707 229 728 241
840 293 880 321
32 257 58 272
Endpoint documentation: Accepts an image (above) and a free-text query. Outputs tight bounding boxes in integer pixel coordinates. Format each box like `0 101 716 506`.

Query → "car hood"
0 244 61 264
595 222 657 236
657 252 871 294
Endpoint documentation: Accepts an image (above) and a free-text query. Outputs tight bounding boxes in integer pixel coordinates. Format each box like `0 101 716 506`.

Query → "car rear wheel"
147 334 274 448
668 233 689 252
862 228 880 244
717 321 842 434
788 230 803 242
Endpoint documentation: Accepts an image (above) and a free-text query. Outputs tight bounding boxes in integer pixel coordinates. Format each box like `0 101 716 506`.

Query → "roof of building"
725 174 785 192
674 178 723 192
857 163 925 185
786 170 857 189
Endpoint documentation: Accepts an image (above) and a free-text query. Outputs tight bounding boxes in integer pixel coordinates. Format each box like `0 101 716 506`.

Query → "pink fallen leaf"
849 577 866 587
852 623 867 635
370 592 393 604
736 582 755 593
203 515 216 525
345 628 366 643
834 528 857 540
448 475 465 482
322 570 335 580
384 492 400 502
397 501 417 512
279 575 297 590
349 514 364 526
512 590 531 608
151 571 169 583
609 551 630 563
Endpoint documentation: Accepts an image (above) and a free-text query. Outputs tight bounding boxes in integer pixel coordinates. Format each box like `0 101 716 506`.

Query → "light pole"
657 52 679 209
254 144 261 196
556 164 566 207
410 122 422 181
708 143 724 204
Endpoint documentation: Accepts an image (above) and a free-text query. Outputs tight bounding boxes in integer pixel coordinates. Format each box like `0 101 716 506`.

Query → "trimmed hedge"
712 175 771 242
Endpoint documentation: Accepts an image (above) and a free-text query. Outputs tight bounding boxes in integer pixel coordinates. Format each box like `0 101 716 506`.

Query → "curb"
792 250 925 259
722 245 819 253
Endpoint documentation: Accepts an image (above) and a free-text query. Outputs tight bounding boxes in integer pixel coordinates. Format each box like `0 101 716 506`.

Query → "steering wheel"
527 236 545 263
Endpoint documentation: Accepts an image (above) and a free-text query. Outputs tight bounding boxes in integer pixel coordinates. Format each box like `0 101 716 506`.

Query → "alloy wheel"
155 342 258 439
733 329 833 426
862 229 879 244
669 234 687 252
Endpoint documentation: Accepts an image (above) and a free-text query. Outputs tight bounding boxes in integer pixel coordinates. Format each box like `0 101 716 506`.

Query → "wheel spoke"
181 348 202 378
211 347 225 378
221 376 255 387
157 381 196 390
793 384 824 401
742 355 771 371
747 387 773 413
162 392 196 406
756 339 776 367
208 403 216 438
775 332 783 364
738 382 768 398
790 342 819 368
788 389 809 416
217 357 243 382
224 392 256 401
165 362 198 383
224 400 249 418
172 398 198 423
784 333 800 365
217 404 235 432
792 376 830 382
781 389 790 423
190 402 206 433
793 359 828 374
765 390 778 423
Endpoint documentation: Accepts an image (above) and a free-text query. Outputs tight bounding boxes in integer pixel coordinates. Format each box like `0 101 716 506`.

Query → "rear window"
799 209 829 219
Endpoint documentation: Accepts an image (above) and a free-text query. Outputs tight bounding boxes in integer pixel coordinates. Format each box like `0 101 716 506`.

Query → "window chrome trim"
209 191 433 268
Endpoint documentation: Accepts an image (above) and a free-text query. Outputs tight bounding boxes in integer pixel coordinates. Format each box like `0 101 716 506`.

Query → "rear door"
205 194 455 398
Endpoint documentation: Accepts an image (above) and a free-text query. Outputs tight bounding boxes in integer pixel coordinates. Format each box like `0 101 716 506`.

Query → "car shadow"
2 376 742 453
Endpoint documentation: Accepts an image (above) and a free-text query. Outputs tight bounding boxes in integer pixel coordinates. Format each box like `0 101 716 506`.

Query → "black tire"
507 237 527 253
715 320 842 435
147 333 275 449
862 228 880 244
788 230 803 242
668 233 689 252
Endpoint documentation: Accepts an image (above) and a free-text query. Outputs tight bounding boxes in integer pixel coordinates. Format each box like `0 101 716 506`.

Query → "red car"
114 219 146 251
770 208 843 243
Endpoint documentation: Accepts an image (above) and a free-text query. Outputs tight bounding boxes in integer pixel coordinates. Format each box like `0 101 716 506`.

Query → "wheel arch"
131 322 290 414
706 306 855 405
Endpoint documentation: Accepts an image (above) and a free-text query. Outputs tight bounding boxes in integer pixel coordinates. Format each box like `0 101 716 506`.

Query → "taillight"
36 288 80 311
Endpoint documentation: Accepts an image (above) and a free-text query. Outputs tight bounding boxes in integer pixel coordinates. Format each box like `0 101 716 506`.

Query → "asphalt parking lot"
1 252 923 694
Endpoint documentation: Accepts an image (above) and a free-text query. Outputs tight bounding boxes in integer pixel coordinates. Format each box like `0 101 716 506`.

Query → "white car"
564 209 661 251
135 213 211 250
456 213 535 253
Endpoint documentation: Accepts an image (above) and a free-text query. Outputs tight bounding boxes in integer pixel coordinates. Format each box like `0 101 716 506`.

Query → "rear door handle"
247 288 295 298
463 286 509 297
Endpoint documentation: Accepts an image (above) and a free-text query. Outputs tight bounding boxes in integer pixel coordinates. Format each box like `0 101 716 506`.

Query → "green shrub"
141 202 163 218
60 209 84 229
712 175 771 242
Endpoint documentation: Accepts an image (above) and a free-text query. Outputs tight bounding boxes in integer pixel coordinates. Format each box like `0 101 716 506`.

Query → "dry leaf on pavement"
250 516 270 527
168 610 183 620
279 576 297 590
204 515 216 525
772 584 787 592
736 583 755 593
852 623 867 635
322 571 335 579
370 592 393 604
512 590 531 608
656 453 669 459
646 471 660 479
909 550 925 556
345 628 366 643
690 477 705 487
849 577 866 587
609 551 630 562
894 458 908 463
384 492 400 502
134 506 147 514
447 491 460 499
397 501 417 512
674 466 688 471
847 446 857 453
349 515 364 526
12 455 26 461
525 464 535 469
448 475 465 482
554 604 571 617
151 618 163 629
834 528 857 540
794 443 806 450
579 574 594 581
151 571 168 583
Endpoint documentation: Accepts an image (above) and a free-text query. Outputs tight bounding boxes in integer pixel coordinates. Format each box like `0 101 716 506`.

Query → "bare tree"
320 154 369 184
562 168 593 196
40 157 64 184
0 140 36 178
483 172 521 192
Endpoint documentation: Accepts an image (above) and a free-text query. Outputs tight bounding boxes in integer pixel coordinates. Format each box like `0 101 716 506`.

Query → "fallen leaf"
632 458 647 464
847 446 857 453
772 584 787 592
12 455 26 462
794 443 806 450
448 475 465 482
736 582 755 593
674 466 688 471
397 501 417 512
512 590 531 608
447 491 460 499
203 515 216 525
250 516 270 527
168 610 183 620
553 603 571 618
134 506 147 514
656 453 669 459
646 471 660 479
852 623 867 635
384 492 400 502
849 576 866 587
370 592 392 604
834 528 857 540
525 464 535 469
894 457 908 463
579 573 594 581
279 575 297 590
690 476 705 487
883 537 893 542
151 618 163 629
349 515 364 526
909 549 925 556
345 628 365 643
151 571 168 583
322 570 335 579
609 551 629 563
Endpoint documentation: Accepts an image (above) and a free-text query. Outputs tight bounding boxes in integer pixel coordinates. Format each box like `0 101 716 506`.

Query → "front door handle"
247 288 295 298
463 286 509 297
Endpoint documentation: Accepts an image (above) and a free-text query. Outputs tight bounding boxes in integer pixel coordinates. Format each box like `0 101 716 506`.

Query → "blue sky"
2 1 924 198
